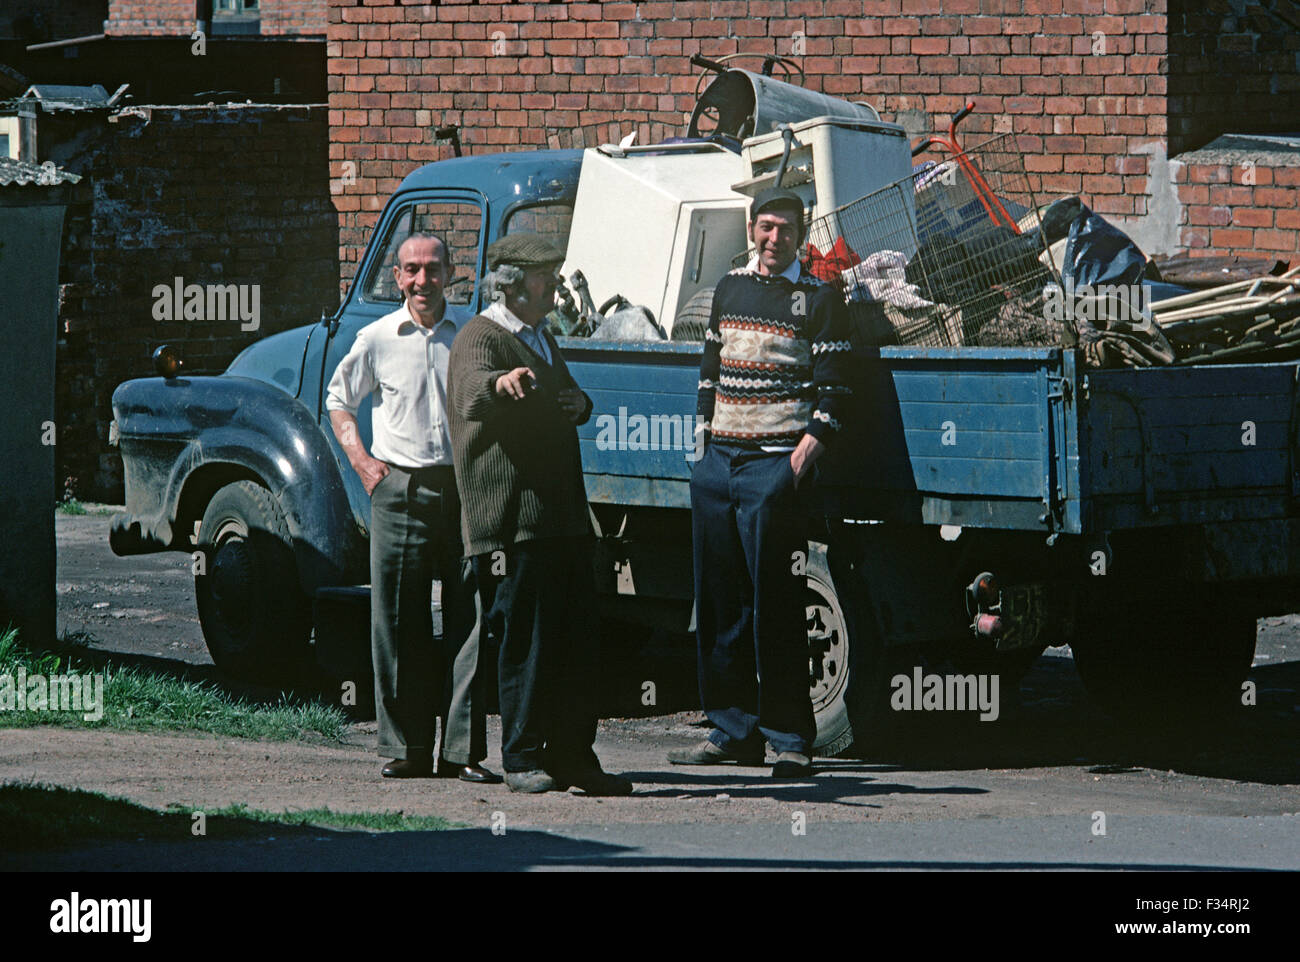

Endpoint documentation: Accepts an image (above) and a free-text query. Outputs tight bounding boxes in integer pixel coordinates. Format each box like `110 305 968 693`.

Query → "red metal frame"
911 102 1021 234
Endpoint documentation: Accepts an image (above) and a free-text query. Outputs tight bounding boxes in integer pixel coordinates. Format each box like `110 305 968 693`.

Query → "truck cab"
110 150 584 678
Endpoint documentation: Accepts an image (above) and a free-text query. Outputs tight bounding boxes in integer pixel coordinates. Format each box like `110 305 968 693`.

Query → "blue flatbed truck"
111 149 1296 754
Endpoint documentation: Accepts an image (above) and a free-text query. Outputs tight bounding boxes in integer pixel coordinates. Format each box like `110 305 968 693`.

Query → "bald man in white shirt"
326 233 499 783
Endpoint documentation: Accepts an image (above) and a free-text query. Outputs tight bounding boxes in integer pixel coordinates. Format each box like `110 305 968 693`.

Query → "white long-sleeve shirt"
325 301 469 468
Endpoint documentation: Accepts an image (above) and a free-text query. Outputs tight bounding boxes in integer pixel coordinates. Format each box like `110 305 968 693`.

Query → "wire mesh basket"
747 133 1065 348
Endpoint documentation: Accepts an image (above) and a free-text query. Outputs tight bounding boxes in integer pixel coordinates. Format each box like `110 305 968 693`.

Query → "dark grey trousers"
473 537 600 774
369 464 486 764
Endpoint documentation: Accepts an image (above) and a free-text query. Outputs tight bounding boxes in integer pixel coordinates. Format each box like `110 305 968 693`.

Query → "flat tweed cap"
486 232 565 270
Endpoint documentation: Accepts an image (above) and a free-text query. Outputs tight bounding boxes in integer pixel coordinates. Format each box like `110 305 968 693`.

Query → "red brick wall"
1177 160 1300 259
326 0 1297 275
106 0 327 37
1167 0 1300 156
264 0 328 36
328 0 1181 280
106 0 196 36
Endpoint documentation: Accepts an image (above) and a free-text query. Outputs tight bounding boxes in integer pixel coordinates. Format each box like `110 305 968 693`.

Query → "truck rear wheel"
1070 593 1256 719
194 480 312 680
807 541 889 756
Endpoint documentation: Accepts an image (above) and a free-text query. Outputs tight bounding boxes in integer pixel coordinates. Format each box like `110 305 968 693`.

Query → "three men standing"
669 188 855 778
327 233 498 783
326 205 842 790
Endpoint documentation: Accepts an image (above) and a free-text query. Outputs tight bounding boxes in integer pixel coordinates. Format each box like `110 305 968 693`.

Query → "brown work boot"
667 738 765 767
505 769 557 793
771 751 813 778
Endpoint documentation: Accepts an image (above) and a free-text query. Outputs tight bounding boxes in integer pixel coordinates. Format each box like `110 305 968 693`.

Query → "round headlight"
152 344 183 378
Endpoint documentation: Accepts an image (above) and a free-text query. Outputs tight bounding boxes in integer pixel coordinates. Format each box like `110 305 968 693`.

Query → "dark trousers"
691 442 815 755
370 464 486 764
474 537 600 773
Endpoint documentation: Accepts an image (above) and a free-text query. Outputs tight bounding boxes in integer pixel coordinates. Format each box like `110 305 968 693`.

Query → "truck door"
315 193 487 522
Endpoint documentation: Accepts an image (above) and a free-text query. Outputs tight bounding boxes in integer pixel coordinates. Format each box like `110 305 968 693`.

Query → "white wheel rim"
806 573 849 713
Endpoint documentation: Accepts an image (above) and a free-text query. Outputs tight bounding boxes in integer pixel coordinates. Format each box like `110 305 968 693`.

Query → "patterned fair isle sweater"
698 264 854 448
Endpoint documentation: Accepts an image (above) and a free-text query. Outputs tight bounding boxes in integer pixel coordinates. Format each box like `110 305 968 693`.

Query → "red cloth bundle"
804 236 862 290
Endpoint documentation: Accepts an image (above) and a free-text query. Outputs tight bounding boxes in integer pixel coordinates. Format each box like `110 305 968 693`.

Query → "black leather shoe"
382 757 433 778
437 759 503 784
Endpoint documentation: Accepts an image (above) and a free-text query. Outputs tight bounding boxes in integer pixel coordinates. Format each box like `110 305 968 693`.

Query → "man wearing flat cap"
447 232 632 795
668 188 855 778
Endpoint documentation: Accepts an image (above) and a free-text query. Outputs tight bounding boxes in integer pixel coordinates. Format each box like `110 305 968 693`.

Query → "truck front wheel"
194 480 312 680
1069 592 1256 719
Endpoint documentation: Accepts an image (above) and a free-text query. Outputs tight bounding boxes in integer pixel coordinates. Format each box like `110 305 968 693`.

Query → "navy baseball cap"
750 187 806 226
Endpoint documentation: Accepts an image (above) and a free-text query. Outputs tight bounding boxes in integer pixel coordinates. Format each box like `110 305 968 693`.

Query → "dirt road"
4 509 1295 868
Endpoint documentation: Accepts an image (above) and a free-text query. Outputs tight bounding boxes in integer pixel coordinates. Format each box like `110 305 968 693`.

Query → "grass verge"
0 627 347 742
0 783 454 851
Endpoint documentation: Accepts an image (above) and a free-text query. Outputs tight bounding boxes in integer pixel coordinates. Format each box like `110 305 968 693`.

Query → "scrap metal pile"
545 62 1296 368
803 135 1299 367
801 131 1065 351
1153 268 1300 364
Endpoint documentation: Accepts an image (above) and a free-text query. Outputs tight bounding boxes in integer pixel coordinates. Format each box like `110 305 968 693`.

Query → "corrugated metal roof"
0 156 81 187
18 84 127 111
22 84 110 103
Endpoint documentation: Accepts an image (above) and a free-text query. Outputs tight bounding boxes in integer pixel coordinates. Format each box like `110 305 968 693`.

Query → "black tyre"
1070 593 1256 719
671 286 714 341
194 480 312 680
808 541 889 756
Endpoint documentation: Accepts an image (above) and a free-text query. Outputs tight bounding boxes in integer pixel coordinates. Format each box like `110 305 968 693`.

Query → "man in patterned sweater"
668 188 855 778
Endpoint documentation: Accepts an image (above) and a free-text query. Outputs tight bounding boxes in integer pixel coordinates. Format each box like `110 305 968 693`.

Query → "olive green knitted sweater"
447 315 594 556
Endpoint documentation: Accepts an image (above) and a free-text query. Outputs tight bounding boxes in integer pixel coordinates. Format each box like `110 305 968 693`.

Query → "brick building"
1 0 336 501
4 0 327 102
44 103 338 502
325 0 1300 279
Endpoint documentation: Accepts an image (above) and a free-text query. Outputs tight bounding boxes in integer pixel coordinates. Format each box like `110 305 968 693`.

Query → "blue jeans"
690 443 815 755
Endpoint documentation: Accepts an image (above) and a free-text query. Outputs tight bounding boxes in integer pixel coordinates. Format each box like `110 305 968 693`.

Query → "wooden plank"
1089 494 1293 531
1088 363 1297 398
907 456 1046 498
902 429 1046 461
898 400 1044 432
1089 449 1290 495
584 389 695 416
574 364 700 392
585 473 692 508
1090 395 1291 430
890 371 1044 405
1103 425 1289 456
579 439 697 481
